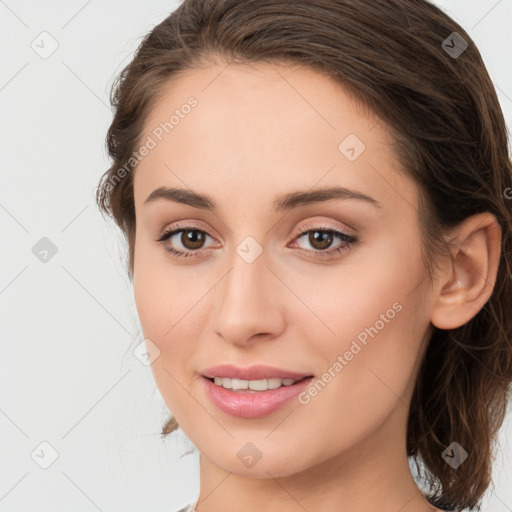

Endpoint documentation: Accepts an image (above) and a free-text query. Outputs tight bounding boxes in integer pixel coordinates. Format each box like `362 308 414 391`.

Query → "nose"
211 245 286 346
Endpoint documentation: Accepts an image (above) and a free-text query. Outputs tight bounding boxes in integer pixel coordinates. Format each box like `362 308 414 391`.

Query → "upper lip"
201 364 314 381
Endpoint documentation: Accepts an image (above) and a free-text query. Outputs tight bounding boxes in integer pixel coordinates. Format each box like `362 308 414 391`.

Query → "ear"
430 212 502 330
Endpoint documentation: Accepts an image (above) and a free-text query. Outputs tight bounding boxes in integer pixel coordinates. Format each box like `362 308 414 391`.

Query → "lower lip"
201 376 313 419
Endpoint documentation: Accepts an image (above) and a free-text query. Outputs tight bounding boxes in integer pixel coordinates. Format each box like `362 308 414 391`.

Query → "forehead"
133 61 418 217
140 60 381 152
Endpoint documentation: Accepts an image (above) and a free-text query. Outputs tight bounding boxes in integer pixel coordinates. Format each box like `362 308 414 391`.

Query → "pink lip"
201 375 314 419
201 364 313 381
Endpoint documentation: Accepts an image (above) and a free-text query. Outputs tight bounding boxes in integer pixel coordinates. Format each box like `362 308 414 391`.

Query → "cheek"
317 298 427 459
133 242 163 336
288 232 425 346
133 244 199 417
133 238 208 370
133 236 183 333
133 238 181 365
291 235 428 391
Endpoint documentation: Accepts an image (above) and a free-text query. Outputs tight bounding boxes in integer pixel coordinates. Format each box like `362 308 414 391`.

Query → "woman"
96 0 512 511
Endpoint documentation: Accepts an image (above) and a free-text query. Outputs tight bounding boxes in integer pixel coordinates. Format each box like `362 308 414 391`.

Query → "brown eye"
291 227 358 259
180 229 206 250
156 226 215 259
307 230 334 250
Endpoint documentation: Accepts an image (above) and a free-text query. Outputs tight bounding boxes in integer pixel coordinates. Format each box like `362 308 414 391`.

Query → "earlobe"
430 213 502 331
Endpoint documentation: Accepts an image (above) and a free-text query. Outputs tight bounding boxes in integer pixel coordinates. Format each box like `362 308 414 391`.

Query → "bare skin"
131 59 501 512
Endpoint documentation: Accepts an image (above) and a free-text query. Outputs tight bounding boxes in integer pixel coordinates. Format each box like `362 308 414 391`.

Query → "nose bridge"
211 237 284 344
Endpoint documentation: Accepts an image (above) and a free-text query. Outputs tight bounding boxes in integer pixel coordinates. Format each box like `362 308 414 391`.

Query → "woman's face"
132 61 434 478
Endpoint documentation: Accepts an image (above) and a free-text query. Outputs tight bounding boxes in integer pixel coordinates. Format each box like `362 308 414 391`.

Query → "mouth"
201 374 315 418
202 375 314 393
199 364 315 417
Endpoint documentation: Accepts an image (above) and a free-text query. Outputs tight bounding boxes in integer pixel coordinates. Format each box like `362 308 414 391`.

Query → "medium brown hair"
95 1 512 509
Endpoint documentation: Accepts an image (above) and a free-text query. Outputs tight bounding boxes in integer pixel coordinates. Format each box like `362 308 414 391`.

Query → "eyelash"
156 223 358 260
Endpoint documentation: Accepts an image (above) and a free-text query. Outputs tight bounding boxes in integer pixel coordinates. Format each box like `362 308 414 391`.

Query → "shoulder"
175 505 195 512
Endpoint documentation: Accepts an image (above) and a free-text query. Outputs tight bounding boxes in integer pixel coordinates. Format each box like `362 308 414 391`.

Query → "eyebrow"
143 186 382 211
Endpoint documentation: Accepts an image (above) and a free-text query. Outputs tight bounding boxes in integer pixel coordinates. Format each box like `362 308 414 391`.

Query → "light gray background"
1 1 511 511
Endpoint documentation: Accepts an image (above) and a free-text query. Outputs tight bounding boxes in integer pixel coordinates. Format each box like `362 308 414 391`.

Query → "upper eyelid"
162 217 354 236
294 220 354 237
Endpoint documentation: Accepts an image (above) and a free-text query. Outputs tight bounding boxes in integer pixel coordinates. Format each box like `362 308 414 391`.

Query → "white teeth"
232 378 247 390
212 377 300 391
